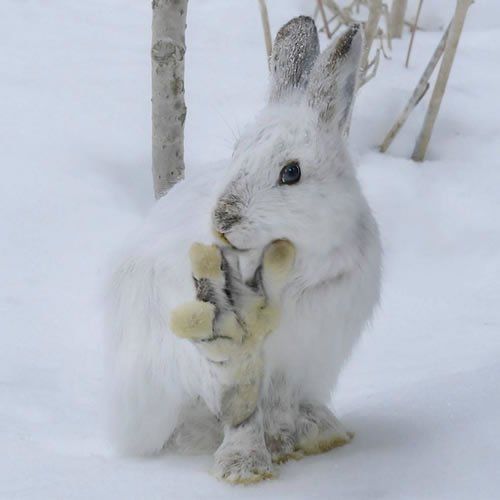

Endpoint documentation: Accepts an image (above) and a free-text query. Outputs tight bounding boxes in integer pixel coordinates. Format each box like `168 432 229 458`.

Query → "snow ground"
1 1 499 498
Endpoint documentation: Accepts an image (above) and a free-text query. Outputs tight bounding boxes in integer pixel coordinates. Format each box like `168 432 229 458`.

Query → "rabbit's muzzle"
212 193 244 237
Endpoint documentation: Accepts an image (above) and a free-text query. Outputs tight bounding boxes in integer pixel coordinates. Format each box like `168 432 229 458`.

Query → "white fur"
106 21 382 476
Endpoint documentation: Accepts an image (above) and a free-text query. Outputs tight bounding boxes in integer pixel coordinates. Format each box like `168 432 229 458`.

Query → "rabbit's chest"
263 284 348 391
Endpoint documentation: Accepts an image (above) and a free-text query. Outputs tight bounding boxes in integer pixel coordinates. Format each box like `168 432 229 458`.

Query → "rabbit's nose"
213 196 243 233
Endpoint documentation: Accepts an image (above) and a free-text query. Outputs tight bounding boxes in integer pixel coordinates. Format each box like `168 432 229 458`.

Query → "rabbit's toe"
170 300 215 340
266 431 301 464
259 239 295 301
240 297 280 344
213 445 275 484
189 243 223 280
262 239 295 280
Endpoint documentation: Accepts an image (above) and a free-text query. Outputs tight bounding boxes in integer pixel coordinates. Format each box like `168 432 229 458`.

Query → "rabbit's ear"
269 16 320 102
307 25 363 135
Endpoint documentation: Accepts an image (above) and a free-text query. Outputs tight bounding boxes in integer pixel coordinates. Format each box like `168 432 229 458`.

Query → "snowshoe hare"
107 17 381 483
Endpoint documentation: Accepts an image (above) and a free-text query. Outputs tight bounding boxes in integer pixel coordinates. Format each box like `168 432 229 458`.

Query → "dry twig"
406 0 424 68
380 23 451 153
258 0 273 64
317 0 333 38
412 0 474 161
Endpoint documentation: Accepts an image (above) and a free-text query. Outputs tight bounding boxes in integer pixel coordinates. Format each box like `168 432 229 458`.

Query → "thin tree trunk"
152 0 188 199
390 0 408 38
380 23 450 153
412 0 474 161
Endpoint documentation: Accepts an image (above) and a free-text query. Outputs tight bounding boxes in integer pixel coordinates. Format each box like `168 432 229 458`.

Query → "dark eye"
279 161 301 185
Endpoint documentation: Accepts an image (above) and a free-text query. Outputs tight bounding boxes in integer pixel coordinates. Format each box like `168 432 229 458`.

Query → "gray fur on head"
269 16 320 102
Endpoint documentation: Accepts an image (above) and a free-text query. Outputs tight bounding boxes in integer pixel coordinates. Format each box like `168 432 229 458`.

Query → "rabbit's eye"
279 161 301 185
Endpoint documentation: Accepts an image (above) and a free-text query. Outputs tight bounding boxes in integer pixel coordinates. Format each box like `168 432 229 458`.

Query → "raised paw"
169 243 244 360
295 403 353 456
170 240 295 427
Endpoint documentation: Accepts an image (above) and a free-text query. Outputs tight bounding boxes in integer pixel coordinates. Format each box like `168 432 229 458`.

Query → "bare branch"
412 0 474 162
361 47 380 86
324 0 353 24
405 0 424 68
317 0 333 38
382 3 392 50
380 23 451 153
258 0 273 63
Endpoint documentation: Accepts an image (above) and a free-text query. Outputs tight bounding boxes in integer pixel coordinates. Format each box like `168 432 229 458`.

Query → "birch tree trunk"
152 0 188 199
390 0 408 38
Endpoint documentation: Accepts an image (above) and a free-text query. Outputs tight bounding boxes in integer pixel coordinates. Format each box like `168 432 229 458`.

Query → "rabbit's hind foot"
295 403 353 456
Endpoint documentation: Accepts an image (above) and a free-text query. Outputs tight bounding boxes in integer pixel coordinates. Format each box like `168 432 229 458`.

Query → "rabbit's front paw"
295 403 353 456
170 240 295 426
170 243 245 362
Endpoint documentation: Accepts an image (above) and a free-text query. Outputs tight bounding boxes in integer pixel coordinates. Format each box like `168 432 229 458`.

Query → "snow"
1 0 499 498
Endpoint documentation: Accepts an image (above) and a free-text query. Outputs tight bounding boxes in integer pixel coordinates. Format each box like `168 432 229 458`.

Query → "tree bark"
390 0 408 38
152 0 188 199
412 0 474 162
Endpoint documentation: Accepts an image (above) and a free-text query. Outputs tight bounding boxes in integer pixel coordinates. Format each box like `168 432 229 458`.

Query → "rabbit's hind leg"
295 403 353 456
213 408 274 484
167 397 223 454
263 373 301 463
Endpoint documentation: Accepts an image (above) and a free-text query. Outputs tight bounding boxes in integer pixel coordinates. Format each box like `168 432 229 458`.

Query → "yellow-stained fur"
263 239 295 284
189 243 223 279
170 300 215 340
296 432 353 456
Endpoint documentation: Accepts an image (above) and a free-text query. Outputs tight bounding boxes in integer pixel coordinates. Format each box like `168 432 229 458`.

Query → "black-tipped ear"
269 16 320 102
307 25 364 135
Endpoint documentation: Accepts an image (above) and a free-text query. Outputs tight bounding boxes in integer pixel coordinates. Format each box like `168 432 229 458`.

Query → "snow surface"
1 0 499 498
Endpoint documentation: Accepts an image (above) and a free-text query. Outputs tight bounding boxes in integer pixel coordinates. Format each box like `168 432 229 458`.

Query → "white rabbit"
107 17 382 483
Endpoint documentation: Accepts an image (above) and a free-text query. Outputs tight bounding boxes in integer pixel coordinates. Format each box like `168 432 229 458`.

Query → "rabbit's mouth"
212 229 252 253
213 229 231 246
